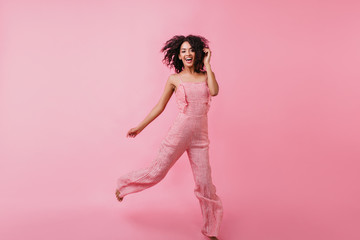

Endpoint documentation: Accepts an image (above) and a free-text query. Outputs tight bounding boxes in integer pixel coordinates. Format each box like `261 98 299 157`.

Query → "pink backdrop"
1 0 359 239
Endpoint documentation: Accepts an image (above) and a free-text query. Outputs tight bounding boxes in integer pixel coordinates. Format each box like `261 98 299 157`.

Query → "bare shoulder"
203 70 214 75
202 71 209 79
168 73 177 81
168 73 181 84
203 70 215 79
167 73 179 91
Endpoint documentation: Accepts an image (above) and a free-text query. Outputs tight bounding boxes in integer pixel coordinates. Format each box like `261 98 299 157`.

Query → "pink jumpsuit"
116 76 223 237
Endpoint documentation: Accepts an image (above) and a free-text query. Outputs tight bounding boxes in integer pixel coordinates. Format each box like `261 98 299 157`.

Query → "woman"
115 34 223 239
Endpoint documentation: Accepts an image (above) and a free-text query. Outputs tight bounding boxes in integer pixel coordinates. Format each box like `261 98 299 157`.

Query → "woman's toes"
115 189 123 202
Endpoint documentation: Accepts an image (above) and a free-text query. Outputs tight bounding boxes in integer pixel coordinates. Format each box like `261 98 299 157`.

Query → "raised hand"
203 47 211 66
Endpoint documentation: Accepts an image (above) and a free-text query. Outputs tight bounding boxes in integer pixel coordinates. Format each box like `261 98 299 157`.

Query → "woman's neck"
182 67 196 75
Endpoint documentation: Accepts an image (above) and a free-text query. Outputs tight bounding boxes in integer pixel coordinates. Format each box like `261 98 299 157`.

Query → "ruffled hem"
176 83 188 113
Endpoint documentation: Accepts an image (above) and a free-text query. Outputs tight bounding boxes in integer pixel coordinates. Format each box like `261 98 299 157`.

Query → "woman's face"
179 41 195 67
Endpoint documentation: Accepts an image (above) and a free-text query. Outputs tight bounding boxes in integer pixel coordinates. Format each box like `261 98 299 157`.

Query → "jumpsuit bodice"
175 77 212 116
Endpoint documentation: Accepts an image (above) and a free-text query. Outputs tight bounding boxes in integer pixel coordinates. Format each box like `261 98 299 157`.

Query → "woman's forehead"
180 41 192 49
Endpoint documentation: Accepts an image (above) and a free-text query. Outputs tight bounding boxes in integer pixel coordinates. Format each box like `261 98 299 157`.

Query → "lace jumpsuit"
116 75 223 237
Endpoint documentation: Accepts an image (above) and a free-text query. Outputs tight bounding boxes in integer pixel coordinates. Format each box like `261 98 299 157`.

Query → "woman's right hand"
126 126 142 138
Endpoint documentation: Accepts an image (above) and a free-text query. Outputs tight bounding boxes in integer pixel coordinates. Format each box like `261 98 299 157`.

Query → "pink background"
1 0 360 239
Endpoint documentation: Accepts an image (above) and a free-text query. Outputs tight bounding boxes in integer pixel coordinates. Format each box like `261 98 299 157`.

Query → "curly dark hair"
161 34 209 73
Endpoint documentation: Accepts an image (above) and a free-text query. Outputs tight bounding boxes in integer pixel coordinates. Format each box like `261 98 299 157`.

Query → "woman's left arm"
203 48 219 96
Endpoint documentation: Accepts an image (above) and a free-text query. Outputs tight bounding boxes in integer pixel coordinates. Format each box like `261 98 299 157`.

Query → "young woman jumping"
115 34 223 239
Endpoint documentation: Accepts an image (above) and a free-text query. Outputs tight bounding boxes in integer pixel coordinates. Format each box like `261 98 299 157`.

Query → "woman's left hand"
203 47 211 65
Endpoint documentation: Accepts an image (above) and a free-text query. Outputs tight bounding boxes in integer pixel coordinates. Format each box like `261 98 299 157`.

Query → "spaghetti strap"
179 75 183 83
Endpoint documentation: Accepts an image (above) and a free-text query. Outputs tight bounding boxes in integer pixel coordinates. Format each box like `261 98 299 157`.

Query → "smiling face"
179 41 195 67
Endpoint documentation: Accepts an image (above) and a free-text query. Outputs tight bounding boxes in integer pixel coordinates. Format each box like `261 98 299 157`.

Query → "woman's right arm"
127 75 176 138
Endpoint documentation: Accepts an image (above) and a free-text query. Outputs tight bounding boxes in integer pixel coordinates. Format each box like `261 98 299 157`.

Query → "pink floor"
1 188 358 240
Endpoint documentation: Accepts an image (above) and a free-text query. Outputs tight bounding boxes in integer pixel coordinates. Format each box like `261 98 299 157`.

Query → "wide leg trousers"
116 112 223 237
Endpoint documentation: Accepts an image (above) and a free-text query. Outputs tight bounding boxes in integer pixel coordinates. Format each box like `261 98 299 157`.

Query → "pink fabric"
116 76 223 237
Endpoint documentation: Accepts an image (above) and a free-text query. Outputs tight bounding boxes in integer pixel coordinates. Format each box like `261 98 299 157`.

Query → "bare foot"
115 189 123 202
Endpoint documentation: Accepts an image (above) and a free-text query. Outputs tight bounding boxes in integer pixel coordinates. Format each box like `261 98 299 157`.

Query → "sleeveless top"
175 75 212 116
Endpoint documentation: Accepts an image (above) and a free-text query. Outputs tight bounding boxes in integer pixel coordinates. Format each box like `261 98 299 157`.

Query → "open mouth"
185 57 193 63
